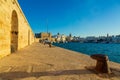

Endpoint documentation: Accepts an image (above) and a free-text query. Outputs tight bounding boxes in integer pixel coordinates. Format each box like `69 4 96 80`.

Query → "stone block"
0 0 34 58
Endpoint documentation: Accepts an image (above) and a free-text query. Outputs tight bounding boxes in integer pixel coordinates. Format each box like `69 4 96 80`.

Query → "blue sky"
18 0 120 37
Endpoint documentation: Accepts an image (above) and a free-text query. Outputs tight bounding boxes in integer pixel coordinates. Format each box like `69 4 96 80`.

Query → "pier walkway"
0 43 120 80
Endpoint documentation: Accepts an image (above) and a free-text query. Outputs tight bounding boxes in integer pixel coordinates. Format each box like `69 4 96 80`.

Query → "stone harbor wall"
0 0 35 58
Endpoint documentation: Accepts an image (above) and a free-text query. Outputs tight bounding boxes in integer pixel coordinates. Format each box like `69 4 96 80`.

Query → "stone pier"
0 43 119 80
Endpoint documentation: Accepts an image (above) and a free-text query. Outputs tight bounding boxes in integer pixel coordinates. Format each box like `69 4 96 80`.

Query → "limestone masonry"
0 0 35 58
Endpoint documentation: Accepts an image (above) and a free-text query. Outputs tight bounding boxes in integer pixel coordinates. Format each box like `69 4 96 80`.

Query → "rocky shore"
0 43 120 80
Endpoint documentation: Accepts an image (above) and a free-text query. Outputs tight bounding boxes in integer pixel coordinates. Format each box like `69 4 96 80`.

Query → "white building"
52 34 66 43
61 34 66 43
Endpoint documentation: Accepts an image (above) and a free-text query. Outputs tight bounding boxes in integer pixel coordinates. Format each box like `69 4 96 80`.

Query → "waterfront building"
66 33 73 42
52 33 67 43
40 32 52 41
72 36 82 42
61 34 67 43
0 0 35 58
78 38 85 43
85 36 97 43
66 36 73 42
56 34 61 42
97 36 107 43
52 34 61 43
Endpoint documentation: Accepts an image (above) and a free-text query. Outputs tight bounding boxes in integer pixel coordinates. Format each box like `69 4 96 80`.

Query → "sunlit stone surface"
0 0 34 58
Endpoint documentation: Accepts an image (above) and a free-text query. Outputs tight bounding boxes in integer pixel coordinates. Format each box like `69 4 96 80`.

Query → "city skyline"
18 0 120 37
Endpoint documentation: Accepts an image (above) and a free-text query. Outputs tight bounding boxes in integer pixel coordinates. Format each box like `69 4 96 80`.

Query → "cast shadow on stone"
0 68 120 80
0 69 92 80
86 66 120 78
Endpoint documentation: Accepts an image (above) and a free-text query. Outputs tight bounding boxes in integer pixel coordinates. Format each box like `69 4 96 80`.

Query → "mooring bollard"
90 54 111 74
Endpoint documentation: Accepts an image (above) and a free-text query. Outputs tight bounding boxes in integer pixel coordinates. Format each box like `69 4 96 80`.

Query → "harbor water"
53 42 120 63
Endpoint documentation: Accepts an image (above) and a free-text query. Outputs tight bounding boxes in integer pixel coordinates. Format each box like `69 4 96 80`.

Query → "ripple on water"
53 42 120 63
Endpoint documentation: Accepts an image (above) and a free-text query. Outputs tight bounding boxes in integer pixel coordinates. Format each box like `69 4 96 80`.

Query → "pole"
46 19 48 33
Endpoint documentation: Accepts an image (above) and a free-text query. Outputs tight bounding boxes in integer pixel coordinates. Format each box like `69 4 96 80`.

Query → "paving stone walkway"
0 43 120 80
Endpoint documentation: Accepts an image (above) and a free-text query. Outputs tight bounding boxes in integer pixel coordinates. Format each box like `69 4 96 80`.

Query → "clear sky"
18 0 120 37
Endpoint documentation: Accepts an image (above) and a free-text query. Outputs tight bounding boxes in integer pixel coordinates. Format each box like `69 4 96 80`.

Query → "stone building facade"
40 32 52 41
0 0 34 58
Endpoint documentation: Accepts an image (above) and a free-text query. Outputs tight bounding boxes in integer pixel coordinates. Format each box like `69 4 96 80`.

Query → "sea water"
53 42 120 63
